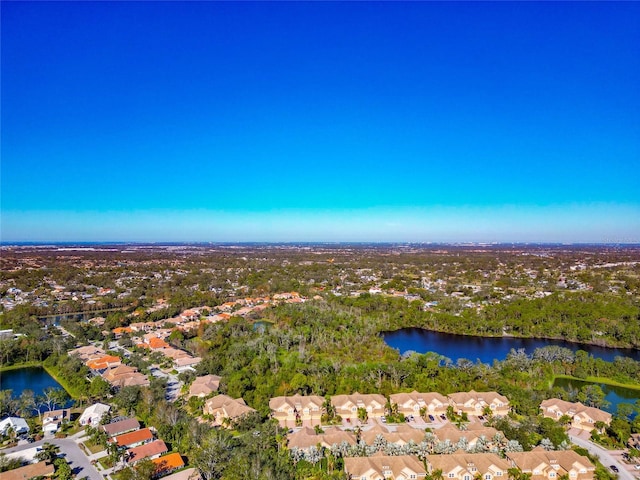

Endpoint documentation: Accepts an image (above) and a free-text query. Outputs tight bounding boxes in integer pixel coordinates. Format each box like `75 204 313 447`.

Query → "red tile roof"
113 427 153 447
127 439 168 464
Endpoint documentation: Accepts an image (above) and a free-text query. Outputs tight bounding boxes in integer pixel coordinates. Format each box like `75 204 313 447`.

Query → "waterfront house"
344 453 426 479
269 394 325 427
42 408 71 434
539 399 611 431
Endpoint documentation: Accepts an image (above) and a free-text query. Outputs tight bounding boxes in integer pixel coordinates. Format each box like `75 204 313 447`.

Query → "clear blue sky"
2 1 639 243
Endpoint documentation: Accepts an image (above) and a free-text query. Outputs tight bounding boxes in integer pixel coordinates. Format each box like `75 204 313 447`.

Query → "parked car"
428 415 435 422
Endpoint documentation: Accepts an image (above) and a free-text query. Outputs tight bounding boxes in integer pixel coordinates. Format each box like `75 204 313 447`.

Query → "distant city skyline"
2 2 639 243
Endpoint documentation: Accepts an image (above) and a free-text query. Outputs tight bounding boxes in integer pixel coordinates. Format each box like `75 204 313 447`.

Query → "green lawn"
83 440 106 455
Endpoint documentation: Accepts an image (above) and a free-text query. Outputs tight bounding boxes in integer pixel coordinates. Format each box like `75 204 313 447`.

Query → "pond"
1 367 66 398
552 377 640 415
382 328 640 364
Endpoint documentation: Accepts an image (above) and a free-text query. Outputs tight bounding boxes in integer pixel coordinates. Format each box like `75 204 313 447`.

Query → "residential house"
0 416 29 436
539 399 611 432
102 418 140 437
127 439 169 464
629 433 640 449
42 408 71 434
331 393 387 421
102 364 149 388
160 468 202 480
425 452 510 480
1 461 55 480
390 391 449 417
69 345 105 362
203 394 256 427
174 355 202 371
188 375 222 398
361 424 425 447
79 403 111 426
447 391 510 417
506 449 595 480
86 355 122 372
151 453 185 476
344 453 427 479
269 395 325 428
112 326 133 338
287 426 356 451
112 427 154 448
434 424 500 450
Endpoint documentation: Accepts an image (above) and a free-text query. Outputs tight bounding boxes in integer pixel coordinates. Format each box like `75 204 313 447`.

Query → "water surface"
383 328 640 364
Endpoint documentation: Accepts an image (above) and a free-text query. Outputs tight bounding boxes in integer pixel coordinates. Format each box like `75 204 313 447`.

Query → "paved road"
1 438 103 480
570 435 637 480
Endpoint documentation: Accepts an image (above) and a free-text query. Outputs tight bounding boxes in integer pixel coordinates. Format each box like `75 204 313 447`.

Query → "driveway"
570 434 637 480
1 437 103 480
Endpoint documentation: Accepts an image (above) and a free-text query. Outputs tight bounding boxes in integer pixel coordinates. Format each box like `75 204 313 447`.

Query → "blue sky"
2 1 639 242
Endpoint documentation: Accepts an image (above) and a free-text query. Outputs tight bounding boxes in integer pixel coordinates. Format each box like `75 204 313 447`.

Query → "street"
570 434 639 480
1 436 104 480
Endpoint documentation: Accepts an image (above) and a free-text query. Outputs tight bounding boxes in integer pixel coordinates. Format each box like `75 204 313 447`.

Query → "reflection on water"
552 377 640 415
383 328 640 364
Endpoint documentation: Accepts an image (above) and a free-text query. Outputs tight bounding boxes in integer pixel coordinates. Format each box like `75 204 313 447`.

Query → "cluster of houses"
69 345 150 388
267 393 613 480
342 449 596 480
100 417 185 476
269 390 511 428
539 399 612 432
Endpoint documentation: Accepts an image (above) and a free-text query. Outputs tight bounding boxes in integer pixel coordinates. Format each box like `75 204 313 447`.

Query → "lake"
383 328 640 364
553 377 639 415
1 367 65 398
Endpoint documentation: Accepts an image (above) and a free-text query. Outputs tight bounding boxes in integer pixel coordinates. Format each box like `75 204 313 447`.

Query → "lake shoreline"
1 363 76 400
382 327 640 364
0 360 43 373
551 374 640 391
381 326 640 354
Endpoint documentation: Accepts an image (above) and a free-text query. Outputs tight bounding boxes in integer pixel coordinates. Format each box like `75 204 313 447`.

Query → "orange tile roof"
113 327 133 334
87 355 121 370
148 337 170 349
152 453 185 473
113 427 153 447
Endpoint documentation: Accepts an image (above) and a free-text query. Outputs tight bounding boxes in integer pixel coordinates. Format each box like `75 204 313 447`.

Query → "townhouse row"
269 390 511 428
344 449 595 480
288 422 502 452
